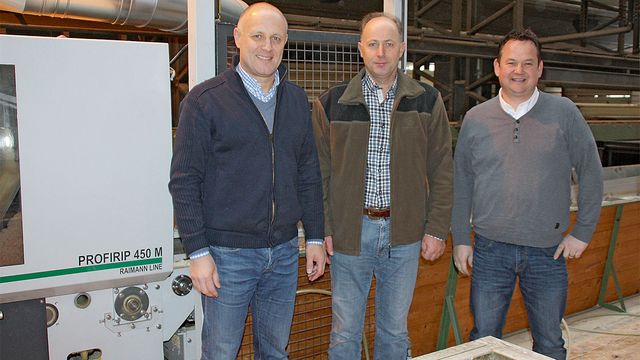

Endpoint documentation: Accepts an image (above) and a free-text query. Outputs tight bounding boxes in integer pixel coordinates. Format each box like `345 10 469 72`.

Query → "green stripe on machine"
0 257 162 283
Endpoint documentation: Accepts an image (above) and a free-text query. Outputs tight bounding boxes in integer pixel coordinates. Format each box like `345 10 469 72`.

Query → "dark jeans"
470 234 568 360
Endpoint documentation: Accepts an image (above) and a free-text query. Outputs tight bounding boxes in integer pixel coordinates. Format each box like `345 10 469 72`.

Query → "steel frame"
411 0 640 119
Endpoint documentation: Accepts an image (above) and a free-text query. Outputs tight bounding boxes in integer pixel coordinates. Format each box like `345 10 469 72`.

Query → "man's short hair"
360 12 403 40
497 28 542 62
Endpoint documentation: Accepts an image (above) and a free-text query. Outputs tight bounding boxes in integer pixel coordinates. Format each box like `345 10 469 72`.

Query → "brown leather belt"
363 207 390 219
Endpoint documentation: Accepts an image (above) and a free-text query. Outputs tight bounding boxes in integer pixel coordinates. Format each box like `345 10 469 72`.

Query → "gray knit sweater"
451 92 603 247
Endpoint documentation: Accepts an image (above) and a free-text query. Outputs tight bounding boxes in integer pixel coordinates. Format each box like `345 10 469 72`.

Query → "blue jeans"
329 216 420 360
201 237 299 360
470 234 568 360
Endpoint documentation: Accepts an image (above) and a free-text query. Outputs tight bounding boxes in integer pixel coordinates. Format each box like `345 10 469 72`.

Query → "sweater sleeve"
423 94 454 240
451 114 475 246
296 100 325 241
311 97 334 236
168 94 211 255
567 105 603 243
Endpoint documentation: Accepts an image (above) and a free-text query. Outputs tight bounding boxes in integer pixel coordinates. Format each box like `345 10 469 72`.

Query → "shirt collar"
362 72 397 105
236 64 280 103
498 88 540 120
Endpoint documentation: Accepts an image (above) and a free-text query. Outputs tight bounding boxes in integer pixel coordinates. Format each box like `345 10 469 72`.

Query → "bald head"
233 2 288 91
237 2 288 33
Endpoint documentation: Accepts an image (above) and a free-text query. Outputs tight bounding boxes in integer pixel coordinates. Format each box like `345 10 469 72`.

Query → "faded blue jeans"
201 237 299 360
470 234 568 360
329 216 420 360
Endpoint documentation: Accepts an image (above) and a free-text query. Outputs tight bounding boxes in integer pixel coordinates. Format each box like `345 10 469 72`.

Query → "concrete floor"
503 294 640 359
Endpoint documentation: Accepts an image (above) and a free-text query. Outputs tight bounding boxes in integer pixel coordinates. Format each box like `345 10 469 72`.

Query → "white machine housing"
0 35 174 303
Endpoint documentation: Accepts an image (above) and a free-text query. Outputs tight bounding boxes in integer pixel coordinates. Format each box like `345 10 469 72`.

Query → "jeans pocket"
210 245 241 253
473 233 494 251
287 236 300 249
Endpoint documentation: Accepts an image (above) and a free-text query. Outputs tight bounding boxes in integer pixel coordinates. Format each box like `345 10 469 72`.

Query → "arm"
567 107 603 245
312 97 334 258
169 94 220 295
298 102 326 281
423 94 454 241
450 115 475 248
451 117 475 274
554 105 603 259
169 94 211 255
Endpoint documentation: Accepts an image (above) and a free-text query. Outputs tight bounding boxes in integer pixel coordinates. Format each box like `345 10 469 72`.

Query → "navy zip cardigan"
169 60 324 255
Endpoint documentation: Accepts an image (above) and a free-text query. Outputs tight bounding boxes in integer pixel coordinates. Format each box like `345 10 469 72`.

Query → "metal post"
513 0 524 31
618 0 627 54
384 0 408 72
581 0 589 47
187 1 218 358
632 0 639 53
188 0 217 90
436 259 462 350
453 80 466 121
597 204 627 313
451 0 462 35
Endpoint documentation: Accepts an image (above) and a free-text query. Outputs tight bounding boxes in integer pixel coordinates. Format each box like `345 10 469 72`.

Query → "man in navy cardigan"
169 3 326 359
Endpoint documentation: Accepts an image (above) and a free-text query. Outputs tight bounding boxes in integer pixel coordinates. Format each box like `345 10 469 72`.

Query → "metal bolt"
142 284 148 290
154 284 160 290
117 332 122 337
113 288 119 294
130 323 136 329
156 324 162 329
187 338 192 343
114 318 121 324
144 313 150 319
152 306 158 313
105 314 112 320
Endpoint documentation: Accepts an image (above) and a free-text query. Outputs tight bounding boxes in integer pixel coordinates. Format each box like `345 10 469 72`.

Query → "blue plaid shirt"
236 64 279 102
362 72 397 209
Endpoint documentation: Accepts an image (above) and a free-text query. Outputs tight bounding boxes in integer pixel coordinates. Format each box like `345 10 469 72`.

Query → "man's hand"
453 245 473 276
324 235 334 264
554 234 589 260
189 255 221 297
421 234 445 261
305 243 327 281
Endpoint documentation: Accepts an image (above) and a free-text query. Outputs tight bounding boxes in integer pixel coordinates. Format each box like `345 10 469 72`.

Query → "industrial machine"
0 35 198 359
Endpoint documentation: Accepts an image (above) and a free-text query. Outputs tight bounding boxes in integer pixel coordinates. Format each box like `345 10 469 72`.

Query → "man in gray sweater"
451 29 603 360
